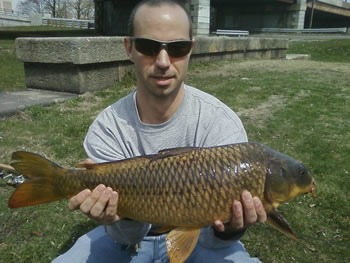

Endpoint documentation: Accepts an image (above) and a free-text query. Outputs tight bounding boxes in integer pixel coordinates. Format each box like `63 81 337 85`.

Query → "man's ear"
188 39 195 57
124 37 134 62
191 39 196 49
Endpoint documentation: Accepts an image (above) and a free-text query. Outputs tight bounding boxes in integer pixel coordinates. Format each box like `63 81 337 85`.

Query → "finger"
89 187 112 218
230 200 244 229
253 197 267 223
68 189 91 211
84 158 96 164
213 220 225 232
79 184 106 214
242 191 258 225
104 191 120 224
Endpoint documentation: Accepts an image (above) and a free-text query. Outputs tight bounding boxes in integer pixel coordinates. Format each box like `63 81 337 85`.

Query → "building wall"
211 2 306 30
0 0 12 12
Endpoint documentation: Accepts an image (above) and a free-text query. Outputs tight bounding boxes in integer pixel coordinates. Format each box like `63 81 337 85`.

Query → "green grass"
288 39 350 63
0 39 25 91
0 38 350 262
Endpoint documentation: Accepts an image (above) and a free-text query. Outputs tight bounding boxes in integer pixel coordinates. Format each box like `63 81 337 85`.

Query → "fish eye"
280 167 286 176
298 165 306 176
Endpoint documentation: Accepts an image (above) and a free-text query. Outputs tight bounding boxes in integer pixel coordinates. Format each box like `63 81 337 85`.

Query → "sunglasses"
131 37 193 58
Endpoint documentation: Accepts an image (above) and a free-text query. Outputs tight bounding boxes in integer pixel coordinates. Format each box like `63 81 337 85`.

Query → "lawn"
0 33 349 262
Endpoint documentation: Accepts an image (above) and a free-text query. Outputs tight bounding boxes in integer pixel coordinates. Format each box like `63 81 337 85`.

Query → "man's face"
125 4 194 98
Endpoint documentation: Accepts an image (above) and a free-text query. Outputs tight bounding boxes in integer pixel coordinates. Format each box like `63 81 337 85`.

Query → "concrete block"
16 37 128 64
286 54 311 60
16 37 131 94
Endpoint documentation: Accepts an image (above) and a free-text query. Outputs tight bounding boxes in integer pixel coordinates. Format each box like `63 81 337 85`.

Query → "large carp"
8 142 315 263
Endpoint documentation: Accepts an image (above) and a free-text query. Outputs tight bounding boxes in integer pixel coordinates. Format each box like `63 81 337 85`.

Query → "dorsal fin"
151 147 200 162
74 156 153 171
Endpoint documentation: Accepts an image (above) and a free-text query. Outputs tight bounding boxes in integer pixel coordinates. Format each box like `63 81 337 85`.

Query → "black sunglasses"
131 37 193 58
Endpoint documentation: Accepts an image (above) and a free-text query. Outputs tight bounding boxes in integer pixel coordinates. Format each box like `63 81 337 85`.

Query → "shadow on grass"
56 221 98 257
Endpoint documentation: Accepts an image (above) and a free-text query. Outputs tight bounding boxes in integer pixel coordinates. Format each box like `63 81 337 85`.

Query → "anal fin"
166 227 200 263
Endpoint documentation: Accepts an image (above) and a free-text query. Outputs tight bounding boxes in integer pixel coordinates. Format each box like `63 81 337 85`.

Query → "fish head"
264 149 315 207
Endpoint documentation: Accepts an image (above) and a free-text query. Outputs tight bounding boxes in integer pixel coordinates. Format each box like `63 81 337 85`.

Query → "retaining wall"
16 36 288 94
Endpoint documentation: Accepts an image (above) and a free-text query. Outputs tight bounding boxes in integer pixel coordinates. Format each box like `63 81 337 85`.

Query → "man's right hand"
68 160 121 225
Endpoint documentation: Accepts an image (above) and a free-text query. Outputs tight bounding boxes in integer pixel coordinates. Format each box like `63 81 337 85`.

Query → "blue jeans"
52 226 261 263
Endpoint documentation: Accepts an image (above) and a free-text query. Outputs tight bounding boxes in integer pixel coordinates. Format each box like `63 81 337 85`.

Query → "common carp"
8 142 315 263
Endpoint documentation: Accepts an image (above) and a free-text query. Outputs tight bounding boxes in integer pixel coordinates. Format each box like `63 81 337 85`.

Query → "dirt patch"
237 94 286 127
236 89 311 127
191 59 350 77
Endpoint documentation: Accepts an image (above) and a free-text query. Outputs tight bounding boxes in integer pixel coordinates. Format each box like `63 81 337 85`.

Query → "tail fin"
8 151 66 208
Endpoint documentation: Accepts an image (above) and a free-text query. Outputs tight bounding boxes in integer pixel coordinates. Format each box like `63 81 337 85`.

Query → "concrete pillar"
191 0 210 36
287 0 307 29
30 14 42 26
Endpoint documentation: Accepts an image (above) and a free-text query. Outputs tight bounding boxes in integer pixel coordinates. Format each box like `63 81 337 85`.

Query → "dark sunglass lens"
135 39 161 56
167 41 192 57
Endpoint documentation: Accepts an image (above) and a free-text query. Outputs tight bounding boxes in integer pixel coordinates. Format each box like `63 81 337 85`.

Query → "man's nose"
155 48 171 69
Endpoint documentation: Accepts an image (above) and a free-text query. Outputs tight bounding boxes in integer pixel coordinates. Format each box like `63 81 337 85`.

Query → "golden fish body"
8 142 315 263
66 143 268 227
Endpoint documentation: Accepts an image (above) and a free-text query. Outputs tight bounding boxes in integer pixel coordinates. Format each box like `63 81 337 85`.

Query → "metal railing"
42 17 94 29
259 27 348 33
213 29 249 37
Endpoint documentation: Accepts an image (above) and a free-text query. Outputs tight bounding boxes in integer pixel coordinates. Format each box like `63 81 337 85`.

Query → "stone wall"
16 36 288 94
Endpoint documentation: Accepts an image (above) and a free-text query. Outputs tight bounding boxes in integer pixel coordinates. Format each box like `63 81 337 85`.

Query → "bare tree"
43 0 57 17
16 0 45 15
80 0 94 20
69 0 94 19
17 0 94 19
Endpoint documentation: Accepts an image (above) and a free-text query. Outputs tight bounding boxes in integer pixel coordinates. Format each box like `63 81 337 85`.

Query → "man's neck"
135 85 185 125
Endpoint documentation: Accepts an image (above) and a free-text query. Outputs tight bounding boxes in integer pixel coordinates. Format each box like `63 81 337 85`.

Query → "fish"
8 142 315 263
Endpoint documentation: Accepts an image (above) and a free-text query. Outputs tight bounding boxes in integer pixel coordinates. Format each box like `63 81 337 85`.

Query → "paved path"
0 89 76 117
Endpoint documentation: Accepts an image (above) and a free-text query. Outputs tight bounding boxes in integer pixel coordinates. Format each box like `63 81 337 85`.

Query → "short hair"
128 0 193 39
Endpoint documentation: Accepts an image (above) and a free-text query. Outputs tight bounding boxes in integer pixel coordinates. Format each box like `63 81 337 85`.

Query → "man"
53 0 267 262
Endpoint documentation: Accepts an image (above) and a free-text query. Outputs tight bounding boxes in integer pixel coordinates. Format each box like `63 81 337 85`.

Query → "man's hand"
213 190 267 233
68 159 121 225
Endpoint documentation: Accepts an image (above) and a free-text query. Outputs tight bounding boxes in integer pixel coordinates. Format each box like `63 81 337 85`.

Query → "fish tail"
8 151 67 208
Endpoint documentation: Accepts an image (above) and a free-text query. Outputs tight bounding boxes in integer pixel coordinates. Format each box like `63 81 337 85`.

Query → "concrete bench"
214 30 249 37
16 36 288 94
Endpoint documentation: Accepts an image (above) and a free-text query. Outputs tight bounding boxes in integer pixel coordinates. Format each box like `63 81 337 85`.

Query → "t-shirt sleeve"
83 108 129 162
202 107 248 147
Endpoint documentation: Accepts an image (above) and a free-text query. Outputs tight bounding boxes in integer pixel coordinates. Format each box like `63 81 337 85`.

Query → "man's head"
128 0 192 39
124 0 195 100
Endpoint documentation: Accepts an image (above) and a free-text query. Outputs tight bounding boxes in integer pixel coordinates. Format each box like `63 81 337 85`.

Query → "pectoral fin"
266 208 297 240
166 227 200 263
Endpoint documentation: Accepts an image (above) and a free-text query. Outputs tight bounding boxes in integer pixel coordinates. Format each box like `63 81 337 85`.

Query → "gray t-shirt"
83 85 248 248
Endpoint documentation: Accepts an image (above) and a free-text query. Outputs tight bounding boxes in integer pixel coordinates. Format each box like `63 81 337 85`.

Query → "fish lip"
309 179 316 198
